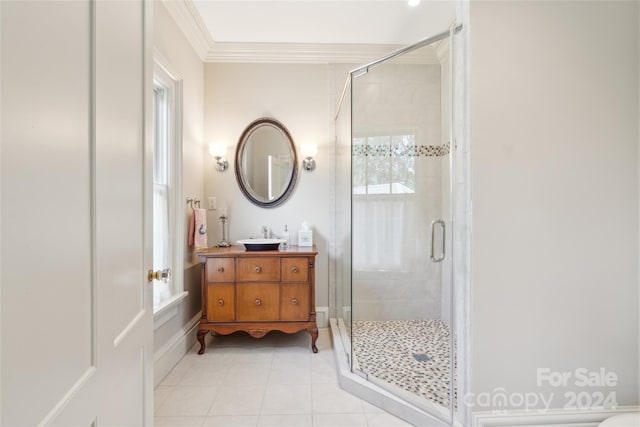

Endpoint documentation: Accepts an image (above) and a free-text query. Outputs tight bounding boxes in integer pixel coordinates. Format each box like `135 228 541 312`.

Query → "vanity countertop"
196 245 318 257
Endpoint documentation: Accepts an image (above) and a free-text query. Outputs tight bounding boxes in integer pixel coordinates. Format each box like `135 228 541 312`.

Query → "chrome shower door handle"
430 219 445 263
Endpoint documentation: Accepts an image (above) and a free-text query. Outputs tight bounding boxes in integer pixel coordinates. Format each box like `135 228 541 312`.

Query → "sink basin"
237 238 286 251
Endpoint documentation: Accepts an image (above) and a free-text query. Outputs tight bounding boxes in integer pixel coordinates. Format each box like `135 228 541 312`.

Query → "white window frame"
352 132 417 272
352 133 417 195
152 51 186 320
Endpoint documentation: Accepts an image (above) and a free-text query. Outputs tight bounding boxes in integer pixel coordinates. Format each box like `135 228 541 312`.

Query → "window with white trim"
352 134 417 272
352 134 416 195
152 56 185 313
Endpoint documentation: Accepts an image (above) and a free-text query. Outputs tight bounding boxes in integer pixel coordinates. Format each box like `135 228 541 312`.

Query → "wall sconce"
301 143 318 172
208 143 228 172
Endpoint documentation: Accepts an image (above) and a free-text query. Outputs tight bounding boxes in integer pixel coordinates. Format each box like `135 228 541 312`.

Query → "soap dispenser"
282 225 290 247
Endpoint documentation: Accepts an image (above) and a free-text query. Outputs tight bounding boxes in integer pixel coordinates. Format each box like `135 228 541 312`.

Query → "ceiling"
163 0 457 63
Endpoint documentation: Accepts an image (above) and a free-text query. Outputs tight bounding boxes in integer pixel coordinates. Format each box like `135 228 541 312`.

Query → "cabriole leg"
197 330 208 355
308 328 319 353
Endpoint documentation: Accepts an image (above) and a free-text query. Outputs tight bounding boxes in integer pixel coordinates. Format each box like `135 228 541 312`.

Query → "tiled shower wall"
349 62 448 322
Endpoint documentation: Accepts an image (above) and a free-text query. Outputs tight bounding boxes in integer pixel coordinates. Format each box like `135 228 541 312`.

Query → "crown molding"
204 42 440 64
161 0 214 60
433 37 450 64
161 0 440 64
432 21 458 64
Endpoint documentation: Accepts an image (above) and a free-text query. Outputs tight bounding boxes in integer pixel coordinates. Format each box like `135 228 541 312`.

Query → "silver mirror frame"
234 117 298 208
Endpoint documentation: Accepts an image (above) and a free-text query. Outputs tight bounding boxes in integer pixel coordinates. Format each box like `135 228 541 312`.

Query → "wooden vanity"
196 245 318 354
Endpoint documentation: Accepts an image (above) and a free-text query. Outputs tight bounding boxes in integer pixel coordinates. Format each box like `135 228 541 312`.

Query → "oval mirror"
235 118 298 208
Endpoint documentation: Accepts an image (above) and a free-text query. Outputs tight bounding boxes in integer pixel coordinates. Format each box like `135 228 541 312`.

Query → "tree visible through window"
352 134 417 272
352 135 416 195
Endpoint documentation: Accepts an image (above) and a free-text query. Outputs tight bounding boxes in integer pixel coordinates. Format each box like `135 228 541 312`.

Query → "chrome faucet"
262 225 268 238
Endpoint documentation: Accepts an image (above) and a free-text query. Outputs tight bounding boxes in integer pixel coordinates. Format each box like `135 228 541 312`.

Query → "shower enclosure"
334 26 461 426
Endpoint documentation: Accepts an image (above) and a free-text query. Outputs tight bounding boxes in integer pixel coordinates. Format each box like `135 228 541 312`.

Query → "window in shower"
352 134 417 272
352 134 416 195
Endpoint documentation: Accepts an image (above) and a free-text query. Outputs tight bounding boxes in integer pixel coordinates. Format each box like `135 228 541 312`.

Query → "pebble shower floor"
351 320 456 408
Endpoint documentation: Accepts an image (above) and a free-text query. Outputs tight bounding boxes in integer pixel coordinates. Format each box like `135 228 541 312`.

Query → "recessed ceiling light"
408 0 421 6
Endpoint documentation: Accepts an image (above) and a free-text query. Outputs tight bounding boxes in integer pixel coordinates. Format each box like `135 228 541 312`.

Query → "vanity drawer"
207 258 235 282
280 283 310 321
281 257 309 282
206 283 235 321
236 257 280 281
236 283 279 321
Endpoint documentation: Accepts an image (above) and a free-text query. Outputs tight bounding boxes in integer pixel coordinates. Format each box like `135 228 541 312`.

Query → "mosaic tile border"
352 142 450 157
352 319 457 408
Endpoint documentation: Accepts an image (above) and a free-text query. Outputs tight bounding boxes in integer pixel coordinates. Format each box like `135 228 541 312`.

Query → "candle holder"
216 213 231 247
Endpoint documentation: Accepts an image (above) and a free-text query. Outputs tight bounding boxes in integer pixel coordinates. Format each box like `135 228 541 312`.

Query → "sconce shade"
209 143 227 158
301 143 318 158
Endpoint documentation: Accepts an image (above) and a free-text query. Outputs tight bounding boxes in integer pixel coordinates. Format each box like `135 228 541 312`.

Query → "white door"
1 1 153 425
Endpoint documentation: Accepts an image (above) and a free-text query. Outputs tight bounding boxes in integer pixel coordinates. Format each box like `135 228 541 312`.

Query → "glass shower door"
350 35 455 423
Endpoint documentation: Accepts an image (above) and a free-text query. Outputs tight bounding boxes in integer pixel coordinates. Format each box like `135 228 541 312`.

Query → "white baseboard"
153 312 200 387
473 406 640 427
316 306 329 328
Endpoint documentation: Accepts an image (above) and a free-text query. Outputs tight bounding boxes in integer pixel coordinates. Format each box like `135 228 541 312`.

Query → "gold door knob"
254 266 261 273
217 299 224 306
291 266 298 273
148 268 172 283
255 299 262 306
291 298 298 305
217 266 224 273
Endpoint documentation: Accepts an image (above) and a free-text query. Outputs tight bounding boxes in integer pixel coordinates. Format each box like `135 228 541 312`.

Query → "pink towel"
194 208 208 248
188 208 195 246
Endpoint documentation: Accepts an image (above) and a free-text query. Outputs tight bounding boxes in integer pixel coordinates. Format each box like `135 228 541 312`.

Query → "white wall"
153 1 205 383
471 0 639 410
204 63 332 308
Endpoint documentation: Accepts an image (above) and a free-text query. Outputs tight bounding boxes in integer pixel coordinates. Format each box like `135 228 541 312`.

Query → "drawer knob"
217 299 224 306
217 266 224 273
255 298 262 306
291 266 298 273
291 298 298 305
254 266 261 273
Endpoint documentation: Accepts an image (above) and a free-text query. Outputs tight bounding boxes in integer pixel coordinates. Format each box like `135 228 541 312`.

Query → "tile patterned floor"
155 328 413 427
352 320 455 408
